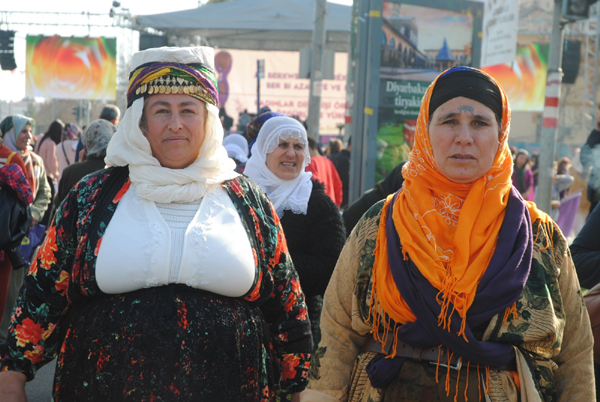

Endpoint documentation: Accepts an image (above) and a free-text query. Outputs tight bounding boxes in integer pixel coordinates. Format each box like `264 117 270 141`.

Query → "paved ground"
25 359 55 401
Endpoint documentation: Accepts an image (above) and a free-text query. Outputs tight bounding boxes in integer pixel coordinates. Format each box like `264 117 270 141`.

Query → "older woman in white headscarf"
0 47 312 402
0 115 51 225
55 119 117 206
0 115 51 346
244 116 346 356
223 132 249 169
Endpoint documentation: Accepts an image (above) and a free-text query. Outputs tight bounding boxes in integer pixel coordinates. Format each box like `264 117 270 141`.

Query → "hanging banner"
26 35 117 100
215 49 347 136
482 43 549 111
480 0 520 68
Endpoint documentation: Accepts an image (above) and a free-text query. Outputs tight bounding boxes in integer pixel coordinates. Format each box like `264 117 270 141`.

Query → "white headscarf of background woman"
244 116 313 217
105 46 237 204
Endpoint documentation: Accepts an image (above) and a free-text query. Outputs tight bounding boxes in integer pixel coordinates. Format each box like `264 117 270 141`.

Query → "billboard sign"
376 0 484 181
26 35 117 100
215 49 347 135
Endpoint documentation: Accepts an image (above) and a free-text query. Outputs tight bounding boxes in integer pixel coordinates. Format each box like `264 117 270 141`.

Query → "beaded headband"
127 61 219 108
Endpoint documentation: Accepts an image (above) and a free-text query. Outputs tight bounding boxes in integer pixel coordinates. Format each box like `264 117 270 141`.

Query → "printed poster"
215 49 347 136
26 35 117 100
377 0 483 181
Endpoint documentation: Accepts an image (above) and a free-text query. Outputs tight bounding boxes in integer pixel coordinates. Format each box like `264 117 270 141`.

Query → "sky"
1 0 352 15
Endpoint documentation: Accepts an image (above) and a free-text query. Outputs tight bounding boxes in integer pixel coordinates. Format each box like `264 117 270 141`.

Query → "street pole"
307 0 327 144
537 0 564 213
256 59 261 114
79 99 84 127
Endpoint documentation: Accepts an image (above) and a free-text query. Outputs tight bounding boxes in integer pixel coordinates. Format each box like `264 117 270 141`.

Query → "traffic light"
73 106 81 121
0 30 16 71
563 0 599 20
562 40 581 84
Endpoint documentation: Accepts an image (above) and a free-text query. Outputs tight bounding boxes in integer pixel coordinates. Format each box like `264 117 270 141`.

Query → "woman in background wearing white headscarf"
223 132 249 170
0 115 51 226
244 116 346 353
55 119 116 206
0 115 51 346
0 47 312 402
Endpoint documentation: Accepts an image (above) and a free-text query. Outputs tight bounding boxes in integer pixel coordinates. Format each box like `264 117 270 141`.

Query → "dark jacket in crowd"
571 202 600 289
56 155 107 208
329 150 350 209
343 161 406 236
581 129 600 210
279 179 346 347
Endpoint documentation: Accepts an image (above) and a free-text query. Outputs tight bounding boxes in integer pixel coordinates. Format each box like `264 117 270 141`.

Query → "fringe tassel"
437 264 457 331
436 346 442 383
464 361 470 402
538 221 555 252
445 350 452 396
454 357 462 402
502 301 518 322
510 371 521 392
436 265 470 342
477 364 481 401
369 291 402 358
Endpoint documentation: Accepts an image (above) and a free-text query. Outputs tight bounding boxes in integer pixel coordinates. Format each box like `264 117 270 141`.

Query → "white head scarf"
244 116 312 217
104 46 237 203
223 134 249 164
0 114 35 154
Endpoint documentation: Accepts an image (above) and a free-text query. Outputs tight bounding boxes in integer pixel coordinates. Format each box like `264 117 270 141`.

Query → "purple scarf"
367 187 533 388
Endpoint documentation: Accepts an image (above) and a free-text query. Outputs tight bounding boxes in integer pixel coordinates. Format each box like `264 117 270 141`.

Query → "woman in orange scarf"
301 67 594 402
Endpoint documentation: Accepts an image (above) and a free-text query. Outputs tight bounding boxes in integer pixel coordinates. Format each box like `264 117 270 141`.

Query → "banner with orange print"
26 35 117 100
482 43 549 112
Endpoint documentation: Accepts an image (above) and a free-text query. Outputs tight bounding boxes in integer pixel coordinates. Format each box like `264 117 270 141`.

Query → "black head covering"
429 66 503 125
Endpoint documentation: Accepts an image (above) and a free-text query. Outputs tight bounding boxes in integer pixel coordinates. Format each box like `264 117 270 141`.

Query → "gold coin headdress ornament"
126 61 218 108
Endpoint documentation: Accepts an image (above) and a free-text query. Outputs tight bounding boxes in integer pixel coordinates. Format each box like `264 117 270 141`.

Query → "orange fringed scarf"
370 68 552 352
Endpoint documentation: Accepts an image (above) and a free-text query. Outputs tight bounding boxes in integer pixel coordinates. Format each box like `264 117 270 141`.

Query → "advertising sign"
26 35 117 100
215 49 347 135
480 0 520 68
376 0 483 181
482 43 549 112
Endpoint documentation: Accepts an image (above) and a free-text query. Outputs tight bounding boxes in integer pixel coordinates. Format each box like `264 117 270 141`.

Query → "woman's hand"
0 371 28 402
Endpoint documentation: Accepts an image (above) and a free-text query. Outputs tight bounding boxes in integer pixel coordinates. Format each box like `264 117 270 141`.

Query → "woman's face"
143 94 207 169
17 123 33 151
265 136 306 180
429 96 500 184
515 153 528 169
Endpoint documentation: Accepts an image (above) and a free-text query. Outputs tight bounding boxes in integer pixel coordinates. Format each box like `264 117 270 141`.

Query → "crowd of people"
0 46 598 402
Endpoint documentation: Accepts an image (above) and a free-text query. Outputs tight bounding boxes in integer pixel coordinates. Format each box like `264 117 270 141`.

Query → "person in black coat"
279 179 345 346
243 116 346 348
56 119 115 206
328 137 351 209
571 203 600 289
581 119 600 216
570 201 600 400
343 161 406 236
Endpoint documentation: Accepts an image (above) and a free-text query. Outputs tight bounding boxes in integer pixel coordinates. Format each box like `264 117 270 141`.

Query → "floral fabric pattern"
0 168 312 400
306 201 594 402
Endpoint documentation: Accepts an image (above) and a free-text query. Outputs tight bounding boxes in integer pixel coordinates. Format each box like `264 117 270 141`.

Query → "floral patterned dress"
304 200 594 402
0 167 313 401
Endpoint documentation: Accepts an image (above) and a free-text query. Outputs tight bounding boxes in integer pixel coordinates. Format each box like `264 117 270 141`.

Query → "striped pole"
542 71 562 129
536 0 564 214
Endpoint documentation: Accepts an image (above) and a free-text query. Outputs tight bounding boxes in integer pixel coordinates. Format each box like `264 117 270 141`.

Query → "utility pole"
537 0 565 213
307 0 327 143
